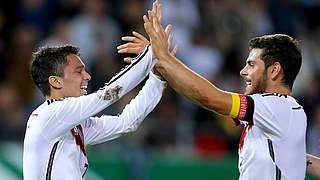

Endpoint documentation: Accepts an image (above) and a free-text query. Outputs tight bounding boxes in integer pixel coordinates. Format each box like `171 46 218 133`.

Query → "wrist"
157 52 174 67
158 50 172 60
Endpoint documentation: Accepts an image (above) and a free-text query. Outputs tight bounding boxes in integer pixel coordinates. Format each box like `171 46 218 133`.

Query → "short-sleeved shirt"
231 93 307 180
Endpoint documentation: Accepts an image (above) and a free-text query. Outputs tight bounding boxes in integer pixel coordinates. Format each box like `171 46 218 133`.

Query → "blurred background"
0 0 319 179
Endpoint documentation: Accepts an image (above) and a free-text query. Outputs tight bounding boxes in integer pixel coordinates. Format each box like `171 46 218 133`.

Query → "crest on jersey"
98 85 123 101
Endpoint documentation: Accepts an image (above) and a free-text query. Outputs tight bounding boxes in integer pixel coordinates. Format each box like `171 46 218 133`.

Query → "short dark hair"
249 34 302 89
30 45 80 96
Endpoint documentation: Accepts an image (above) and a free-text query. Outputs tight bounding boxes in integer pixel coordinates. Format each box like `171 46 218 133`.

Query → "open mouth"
244 78 252 86
80 85 88 94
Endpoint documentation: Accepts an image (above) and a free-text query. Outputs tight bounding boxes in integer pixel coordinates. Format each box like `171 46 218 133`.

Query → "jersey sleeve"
82 72 166 145
230 93 283 137
40 45 155 140
229 93 255 125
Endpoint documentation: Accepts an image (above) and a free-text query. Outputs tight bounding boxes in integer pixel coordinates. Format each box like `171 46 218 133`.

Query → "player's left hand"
143 0 177 61
117 31 149 64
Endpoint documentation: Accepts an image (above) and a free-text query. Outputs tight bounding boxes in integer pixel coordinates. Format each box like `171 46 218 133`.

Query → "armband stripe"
230 93 240 119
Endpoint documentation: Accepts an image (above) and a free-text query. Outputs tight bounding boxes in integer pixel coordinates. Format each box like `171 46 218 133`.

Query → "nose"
83 70 91 81
240 66 247 78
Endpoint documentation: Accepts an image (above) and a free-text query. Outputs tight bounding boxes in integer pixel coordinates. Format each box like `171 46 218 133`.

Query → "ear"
48 76 63 89
269 62 282 81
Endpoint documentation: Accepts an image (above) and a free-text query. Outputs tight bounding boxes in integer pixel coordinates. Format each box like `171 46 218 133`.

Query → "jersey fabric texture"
231 93 307 180
23 46 165 180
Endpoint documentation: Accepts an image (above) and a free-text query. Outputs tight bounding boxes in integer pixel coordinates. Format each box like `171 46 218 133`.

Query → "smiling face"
59 54 91 97
240 48 268 95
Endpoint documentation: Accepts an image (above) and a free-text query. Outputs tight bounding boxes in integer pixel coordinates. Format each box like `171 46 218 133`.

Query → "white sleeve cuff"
149 71 167 84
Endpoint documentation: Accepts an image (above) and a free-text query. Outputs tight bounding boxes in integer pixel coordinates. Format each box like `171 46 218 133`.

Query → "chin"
244 86 256 95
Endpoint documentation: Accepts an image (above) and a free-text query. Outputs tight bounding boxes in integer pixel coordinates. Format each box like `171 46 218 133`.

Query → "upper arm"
40 94 113 140
230 94 284 137
83 116 124 145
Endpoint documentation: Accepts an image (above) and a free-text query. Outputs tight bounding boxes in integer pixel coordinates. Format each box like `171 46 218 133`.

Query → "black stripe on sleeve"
243 96 254 125
105 45 150 86
292 106 302 110
267 139 282 180
46 141 59 180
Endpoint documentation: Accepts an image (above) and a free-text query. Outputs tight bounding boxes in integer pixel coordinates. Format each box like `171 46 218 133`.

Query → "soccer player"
23 44 167 179
307 153 320 178
139 1 306 179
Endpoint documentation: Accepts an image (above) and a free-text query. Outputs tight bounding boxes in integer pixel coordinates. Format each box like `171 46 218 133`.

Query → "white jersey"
23 46 165 180
232 93 307 180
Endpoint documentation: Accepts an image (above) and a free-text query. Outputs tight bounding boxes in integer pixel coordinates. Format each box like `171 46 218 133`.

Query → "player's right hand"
143 1 178 61
117 31 150 64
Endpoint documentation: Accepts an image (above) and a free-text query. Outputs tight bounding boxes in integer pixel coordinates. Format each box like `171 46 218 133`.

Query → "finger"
150 6 165 35
117 48 128 53
121 36 137 42
157 2 162 22
170 44 179 56
152 1 157 16
132 31 149 42
117 43 135 50
148 10 154 25
143 15 149 23
117 43 129 50
118 47 141 54
144 22 153 36
167 34 173 49
151 11 160 33
144 16 158 39
155 2 164 32
164 24 172 36
124 58 133 64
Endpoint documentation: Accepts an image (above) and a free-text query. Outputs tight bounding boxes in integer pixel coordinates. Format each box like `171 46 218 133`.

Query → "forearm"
85 72 166 145
156 54 232 115
117 71 166 132
307 154 320 178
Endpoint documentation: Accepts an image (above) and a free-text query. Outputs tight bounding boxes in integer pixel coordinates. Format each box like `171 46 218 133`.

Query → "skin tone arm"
307 154 320 178
143 1 232 115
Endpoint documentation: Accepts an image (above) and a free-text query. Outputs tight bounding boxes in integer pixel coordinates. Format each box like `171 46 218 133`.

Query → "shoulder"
46 98 65 105
249 93 299 114
249 93 290 104
250 93 288 99
31 98 67 118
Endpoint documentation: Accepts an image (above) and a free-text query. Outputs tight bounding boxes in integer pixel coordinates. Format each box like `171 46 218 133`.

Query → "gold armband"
230 93 240 119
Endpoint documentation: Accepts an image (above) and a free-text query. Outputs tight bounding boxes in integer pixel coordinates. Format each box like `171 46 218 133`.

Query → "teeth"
81 86 87 89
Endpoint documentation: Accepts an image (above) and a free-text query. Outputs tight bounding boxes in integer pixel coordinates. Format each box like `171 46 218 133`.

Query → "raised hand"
117 31 150 64
143 1 178 60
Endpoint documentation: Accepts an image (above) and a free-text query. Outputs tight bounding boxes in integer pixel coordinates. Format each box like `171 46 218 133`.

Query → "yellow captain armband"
230 93 240 119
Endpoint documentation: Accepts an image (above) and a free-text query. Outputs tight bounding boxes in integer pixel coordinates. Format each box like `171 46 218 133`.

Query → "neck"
46 91 64 100
264 84 292 96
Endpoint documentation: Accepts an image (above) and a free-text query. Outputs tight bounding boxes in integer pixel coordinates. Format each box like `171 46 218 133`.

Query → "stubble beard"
244 71 268 95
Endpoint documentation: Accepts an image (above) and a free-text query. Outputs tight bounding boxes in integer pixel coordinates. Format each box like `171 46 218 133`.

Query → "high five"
143 1 306 179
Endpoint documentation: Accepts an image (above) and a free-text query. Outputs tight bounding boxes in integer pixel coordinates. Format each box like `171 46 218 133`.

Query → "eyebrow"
75 65 85 70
